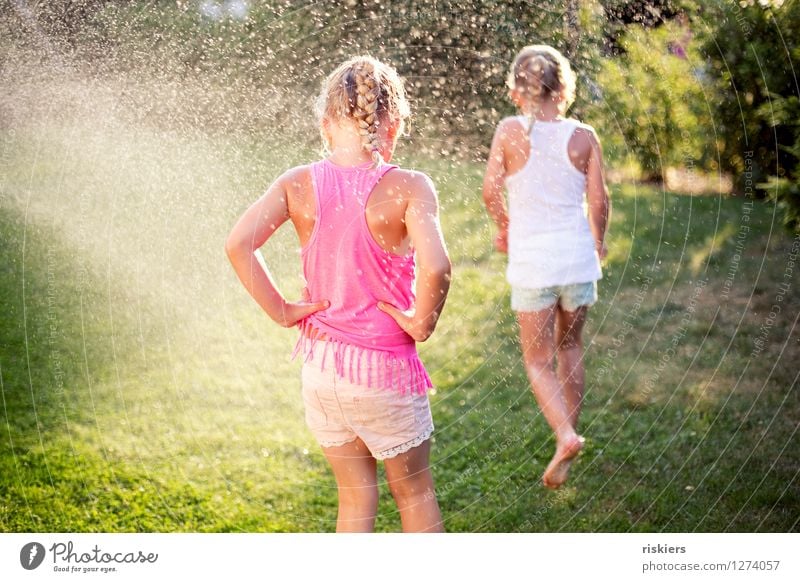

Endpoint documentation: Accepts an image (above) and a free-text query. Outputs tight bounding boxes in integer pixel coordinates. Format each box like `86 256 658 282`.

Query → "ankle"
555 427 579 445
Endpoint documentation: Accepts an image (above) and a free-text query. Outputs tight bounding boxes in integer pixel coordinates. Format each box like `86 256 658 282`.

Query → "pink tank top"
291 158 433 395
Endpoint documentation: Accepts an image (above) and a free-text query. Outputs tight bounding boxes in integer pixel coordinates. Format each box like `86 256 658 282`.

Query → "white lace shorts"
300 342 434 460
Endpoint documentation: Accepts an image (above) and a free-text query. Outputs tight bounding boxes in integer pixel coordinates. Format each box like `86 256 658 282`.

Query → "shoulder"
379 167 439 209
568 119 600 144
278 164 314 189
566 120 601 155
494 115 526 140
277 165 314 204
383 167 436 195
278 165 315 214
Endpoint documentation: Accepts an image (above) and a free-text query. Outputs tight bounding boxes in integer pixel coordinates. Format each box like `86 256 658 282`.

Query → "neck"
328 146 373 166
522 99 563 122
327 130 374 166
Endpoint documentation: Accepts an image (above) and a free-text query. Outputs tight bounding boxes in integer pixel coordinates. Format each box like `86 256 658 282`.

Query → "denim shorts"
300 341 434 460
511 280 598 313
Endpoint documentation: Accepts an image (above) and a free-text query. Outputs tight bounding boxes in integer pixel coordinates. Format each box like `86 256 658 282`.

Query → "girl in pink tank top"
226 56 451 532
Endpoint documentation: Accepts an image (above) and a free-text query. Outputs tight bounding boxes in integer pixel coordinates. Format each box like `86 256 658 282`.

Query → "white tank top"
504 115 602 288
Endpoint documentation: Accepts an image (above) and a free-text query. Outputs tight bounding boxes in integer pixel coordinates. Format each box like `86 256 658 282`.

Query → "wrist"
409 314 436 342
272 298 291 325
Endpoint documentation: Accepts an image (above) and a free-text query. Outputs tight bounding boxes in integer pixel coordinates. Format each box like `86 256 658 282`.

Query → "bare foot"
542 434 585 489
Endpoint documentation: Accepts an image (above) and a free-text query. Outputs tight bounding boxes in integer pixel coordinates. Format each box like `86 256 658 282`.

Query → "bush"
586 19 714 182
758 95 800 232
700 0 800 202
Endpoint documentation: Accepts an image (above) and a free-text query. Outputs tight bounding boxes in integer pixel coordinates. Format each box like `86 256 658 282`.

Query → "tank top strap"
558 118 582 167
362 162 399 204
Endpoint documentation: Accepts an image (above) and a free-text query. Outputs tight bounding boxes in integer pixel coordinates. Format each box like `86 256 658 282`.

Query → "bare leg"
517 306 584 489
322 437 378 532
383 439 444 532
555 304 588 430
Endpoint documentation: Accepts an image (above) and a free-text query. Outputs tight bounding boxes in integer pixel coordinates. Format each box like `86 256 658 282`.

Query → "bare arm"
378 174 451 342
225 169 328 327
482 121 509 253
585 130 611 260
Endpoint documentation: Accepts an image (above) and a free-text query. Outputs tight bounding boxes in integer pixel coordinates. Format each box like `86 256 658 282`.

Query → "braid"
354 64 383 167
316 56 410 166
520 55 549 134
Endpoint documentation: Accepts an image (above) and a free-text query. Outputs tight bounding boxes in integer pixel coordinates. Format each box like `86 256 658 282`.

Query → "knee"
523 353 555 375
338 483 378 510
557 337 583 352
388 471 434 505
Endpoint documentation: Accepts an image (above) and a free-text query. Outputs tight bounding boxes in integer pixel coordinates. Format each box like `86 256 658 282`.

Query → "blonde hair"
507 45 577 117
315 56 410 167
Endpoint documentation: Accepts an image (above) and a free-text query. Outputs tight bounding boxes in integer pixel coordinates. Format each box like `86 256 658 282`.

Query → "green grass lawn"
1 106 798 532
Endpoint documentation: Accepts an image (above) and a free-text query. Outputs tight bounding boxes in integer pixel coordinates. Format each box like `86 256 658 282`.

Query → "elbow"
481 186 496 208
420 255 451 281
430 260 452 293
225 235 250 260
435 258 452 280
413 318 439 343
415 329 434 343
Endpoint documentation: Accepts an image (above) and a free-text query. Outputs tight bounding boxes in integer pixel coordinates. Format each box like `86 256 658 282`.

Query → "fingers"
301 300 330 318
377 302 430 342
301 287 311 302
377 301 402 322
378 301 413 332
285 299 329 327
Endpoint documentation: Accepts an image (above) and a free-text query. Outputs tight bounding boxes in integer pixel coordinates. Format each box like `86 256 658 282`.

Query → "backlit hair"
507 45 577 114
315 56 410 167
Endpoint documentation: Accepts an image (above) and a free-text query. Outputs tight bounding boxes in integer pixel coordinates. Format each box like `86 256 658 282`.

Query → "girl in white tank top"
505 114 602 288
482 45 611 491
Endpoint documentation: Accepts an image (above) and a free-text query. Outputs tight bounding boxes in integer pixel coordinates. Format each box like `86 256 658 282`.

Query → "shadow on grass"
424 187 798 532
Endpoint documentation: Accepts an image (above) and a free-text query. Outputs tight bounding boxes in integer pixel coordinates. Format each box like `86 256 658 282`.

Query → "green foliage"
2 0 605 157
757 93 800 232
700 0 800 204
587 20 713 180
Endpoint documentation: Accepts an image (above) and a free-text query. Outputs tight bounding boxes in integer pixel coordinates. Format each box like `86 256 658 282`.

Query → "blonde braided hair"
506 45 577 133
354 63 382 166
316 56 410 168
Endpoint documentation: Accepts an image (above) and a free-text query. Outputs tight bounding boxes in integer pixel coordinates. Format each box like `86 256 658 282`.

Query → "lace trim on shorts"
373 425 434 461
318 435 359 449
